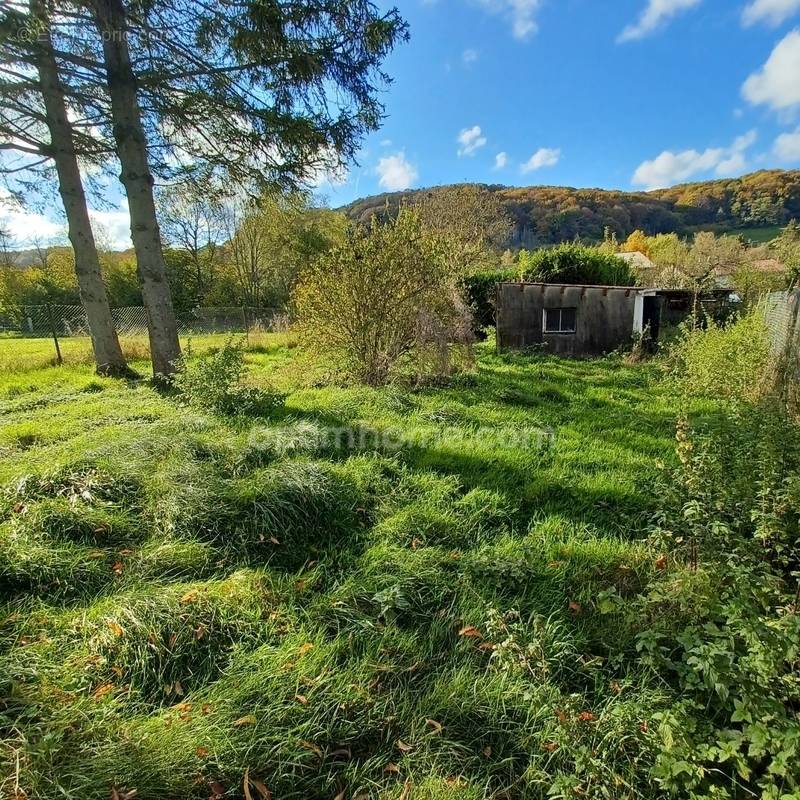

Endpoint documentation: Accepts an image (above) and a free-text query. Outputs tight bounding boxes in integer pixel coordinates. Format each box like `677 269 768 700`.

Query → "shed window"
543 307 577 334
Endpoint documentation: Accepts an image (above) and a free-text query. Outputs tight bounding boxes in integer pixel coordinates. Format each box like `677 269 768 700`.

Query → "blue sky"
317 0 800 204
3 0 800 248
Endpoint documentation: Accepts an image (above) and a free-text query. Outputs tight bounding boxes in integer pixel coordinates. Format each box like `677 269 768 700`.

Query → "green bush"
461 268 518 329
519 243 637 286
173 338 284 417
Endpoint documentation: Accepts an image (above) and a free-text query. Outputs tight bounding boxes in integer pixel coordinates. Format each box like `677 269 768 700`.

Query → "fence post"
46 303 63 366
242 305 249 344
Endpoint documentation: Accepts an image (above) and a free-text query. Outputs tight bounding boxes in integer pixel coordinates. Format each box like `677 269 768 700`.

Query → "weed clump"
173 338 285 417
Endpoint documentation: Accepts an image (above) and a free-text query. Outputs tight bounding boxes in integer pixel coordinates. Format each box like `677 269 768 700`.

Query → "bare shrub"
294 208 471 386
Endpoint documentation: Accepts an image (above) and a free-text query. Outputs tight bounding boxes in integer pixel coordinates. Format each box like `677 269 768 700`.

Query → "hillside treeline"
343 169 800 246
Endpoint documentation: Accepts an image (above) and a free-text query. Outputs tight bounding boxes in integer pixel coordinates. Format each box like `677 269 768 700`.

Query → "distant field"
0 332 287 373
691 223 786 243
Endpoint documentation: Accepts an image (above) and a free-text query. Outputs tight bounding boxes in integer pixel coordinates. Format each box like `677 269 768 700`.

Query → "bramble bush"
667 309 772 405
629 313 800 799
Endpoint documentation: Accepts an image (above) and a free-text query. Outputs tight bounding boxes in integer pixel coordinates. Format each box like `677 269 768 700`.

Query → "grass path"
0 335 686 799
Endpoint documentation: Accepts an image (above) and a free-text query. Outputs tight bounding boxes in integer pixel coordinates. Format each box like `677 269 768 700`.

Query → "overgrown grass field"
0 332 786 799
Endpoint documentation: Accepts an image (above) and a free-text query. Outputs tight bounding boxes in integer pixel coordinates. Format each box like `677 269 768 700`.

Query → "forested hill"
341 169 800 247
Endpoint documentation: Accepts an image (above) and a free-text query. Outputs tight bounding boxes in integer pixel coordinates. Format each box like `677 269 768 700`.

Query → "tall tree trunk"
31 0 129 377
91 0 181 377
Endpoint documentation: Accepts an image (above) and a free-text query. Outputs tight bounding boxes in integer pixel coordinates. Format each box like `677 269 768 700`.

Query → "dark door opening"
643 296 662 341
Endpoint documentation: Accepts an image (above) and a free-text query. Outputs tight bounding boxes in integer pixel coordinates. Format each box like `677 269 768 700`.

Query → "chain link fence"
14 305 283 337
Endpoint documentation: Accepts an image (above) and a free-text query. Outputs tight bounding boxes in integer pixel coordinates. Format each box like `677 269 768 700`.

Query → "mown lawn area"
1 334 689 799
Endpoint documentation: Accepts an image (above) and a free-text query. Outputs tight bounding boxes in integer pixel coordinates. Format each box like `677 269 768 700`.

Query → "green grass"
0 334 691 799
689 223 786 244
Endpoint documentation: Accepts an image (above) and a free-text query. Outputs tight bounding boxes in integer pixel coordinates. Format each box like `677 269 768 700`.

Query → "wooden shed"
496 282 661 356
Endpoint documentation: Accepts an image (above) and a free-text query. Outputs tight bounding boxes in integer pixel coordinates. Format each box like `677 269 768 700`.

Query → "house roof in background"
616 251 656 271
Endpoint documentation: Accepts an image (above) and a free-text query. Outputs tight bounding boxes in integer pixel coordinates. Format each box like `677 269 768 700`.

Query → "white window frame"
543 307 577 335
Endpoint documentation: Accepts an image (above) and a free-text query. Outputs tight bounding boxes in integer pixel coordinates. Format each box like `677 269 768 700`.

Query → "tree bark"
91 0 181 377
31 0 129 377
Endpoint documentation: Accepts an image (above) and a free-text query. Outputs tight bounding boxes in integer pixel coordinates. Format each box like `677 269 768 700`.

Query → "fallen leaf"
295 694 309 705
209 780 226 799
610 680 622 695
568 601 582 615
107 620 124 637
425 718 443 735
196 746 210 758
233 714 257 727
249 777 272 800
640 721 649 733
174 680 184 697
110 788 137 800
458 625 481 638
541 742 559 752
655 555 668 571
411 537 423 550
555 709 568 724
477 642 495 651
269 536 280 545
111 562 124 575
399 779 413 800
180 589 199 605
93 683 114 700
298 642 315 655
482 745 492 757
577 711 596 723
300 740 324 758
384 762 401 774
396 739 413 753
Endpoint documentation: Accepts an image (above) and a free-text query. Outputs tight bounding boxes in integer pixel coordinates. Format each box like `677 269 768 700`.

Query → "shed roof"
499 281 655 292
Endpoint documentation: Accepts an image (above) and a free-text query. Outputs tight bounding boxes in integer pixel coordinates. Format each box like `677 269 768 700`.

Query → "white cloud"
742 0 800 27
477 0 542 40
375 151 418 191
521 147 561 173
380 139 393 147
0 188 133 251
0 191 65 247
617 0 702 42
495 152 509 169
89 199 133 250
632 130 757 189
304 147 349 190
457 125 488 157
742 29 800 111
774 128 800 160
462 48 479 65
